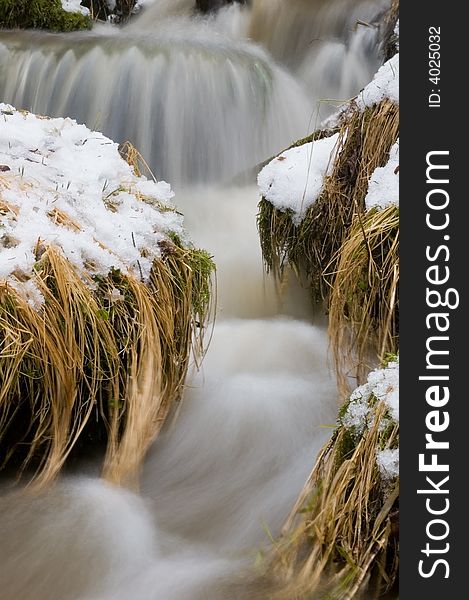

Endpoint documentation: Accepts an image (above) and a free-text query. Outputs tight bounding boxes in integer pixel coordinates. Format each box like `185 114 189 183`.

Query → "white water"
0 0 387 597
0 26 312 184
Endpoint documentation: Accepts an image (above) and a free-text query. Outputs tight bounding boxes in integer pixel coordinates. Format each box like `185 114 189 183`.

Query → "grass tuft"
327 206 399 395
263 397 399 600
0 140 215 487
258 99 399 307
0 243 214 488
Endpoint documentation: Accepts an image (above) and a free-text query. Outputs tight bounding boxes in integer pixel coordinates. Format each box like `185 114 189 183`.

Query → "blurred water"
0 1 388 597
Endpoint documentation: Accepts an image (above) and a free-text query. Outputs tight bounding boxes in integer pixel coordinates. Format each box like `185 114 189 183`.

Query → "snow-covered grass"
257 46 399 388
257 134 340 224
261 5 400 594
0 104 184 307
257 99 398 309
356 53 399 109
377 447 399 480
268 357 399 598
0 0 91 31
0 105 214 487
257 50 399 224
365 139 399 211
342 357 399 432
341 357 399 481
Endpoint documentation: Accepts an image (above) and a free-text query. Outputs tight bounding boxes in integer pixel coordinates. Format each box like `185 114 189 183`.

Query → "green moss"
159 235 215 320
0 0 91 32
189 249 215 316
333 428 356 470
287 126 339 151
382 352 399 368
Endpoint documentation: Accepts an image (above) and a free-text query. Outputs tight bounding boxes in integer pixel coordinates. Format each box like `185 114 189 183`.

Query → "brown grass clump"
258 99 399 306
0 241 214 488
327 206 399 395
257 96 399 391
264 394 399 600
1 135 215 487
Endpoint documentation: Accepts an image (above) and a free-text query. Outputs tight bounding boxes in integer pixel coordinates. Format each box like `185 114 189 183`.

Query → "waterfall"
0 0 386 183
0 1 389 598
0 26 312 184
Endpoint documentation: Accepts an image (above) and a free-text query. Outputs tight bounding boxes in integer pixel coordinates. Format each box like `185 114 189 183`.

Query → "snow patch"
0 104 185 308
365 140 399 211
61 0 90 16
257 134 341 224
342 357 399 435
341 359 399 478
376 448 399 480
133 0 159 11
357 53 399 109
352 358 399 422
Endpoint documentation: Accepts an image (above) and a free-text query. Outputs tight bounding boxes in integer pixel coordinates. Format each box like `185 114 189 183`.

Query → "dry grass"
1 132 215 486
265 400 399 600
258 97 399 393
0 226 214 489
119 140 157 180
257 95 399 600
327 206 399 396
258 99 399 305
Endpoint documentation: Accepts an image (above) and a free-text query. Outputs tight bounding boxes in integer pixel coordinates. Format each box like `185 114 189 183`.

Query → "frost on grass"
257 133 340 224
0 104 185 308
343 357 399 427
365 139 399 211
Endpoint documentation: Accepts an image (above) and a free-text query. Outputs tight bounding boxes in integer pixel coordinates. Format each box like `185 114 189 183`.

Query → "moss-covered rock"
0 0 91 32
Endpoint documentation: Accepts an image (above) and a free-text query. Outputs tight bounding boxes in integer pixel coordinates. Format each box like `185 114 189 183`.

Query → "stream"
0 1 387 597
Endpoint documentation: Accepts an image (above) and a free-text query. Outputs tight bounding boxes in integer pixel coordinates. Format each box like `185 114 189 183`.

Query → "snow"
349 357 399 423
356 53 399 109
133 0 158 9
0 104 185 308
61 0 90 16
342 401 370 437
257 133 340 224
341 357 399 436
376 448 399 480
257 51 399 222
340 358 399 478
365 140 399 211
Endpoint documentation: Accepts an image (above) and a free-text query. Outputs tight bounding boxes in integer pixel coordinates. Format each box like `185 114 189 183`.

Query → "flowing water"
0 1 388 597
